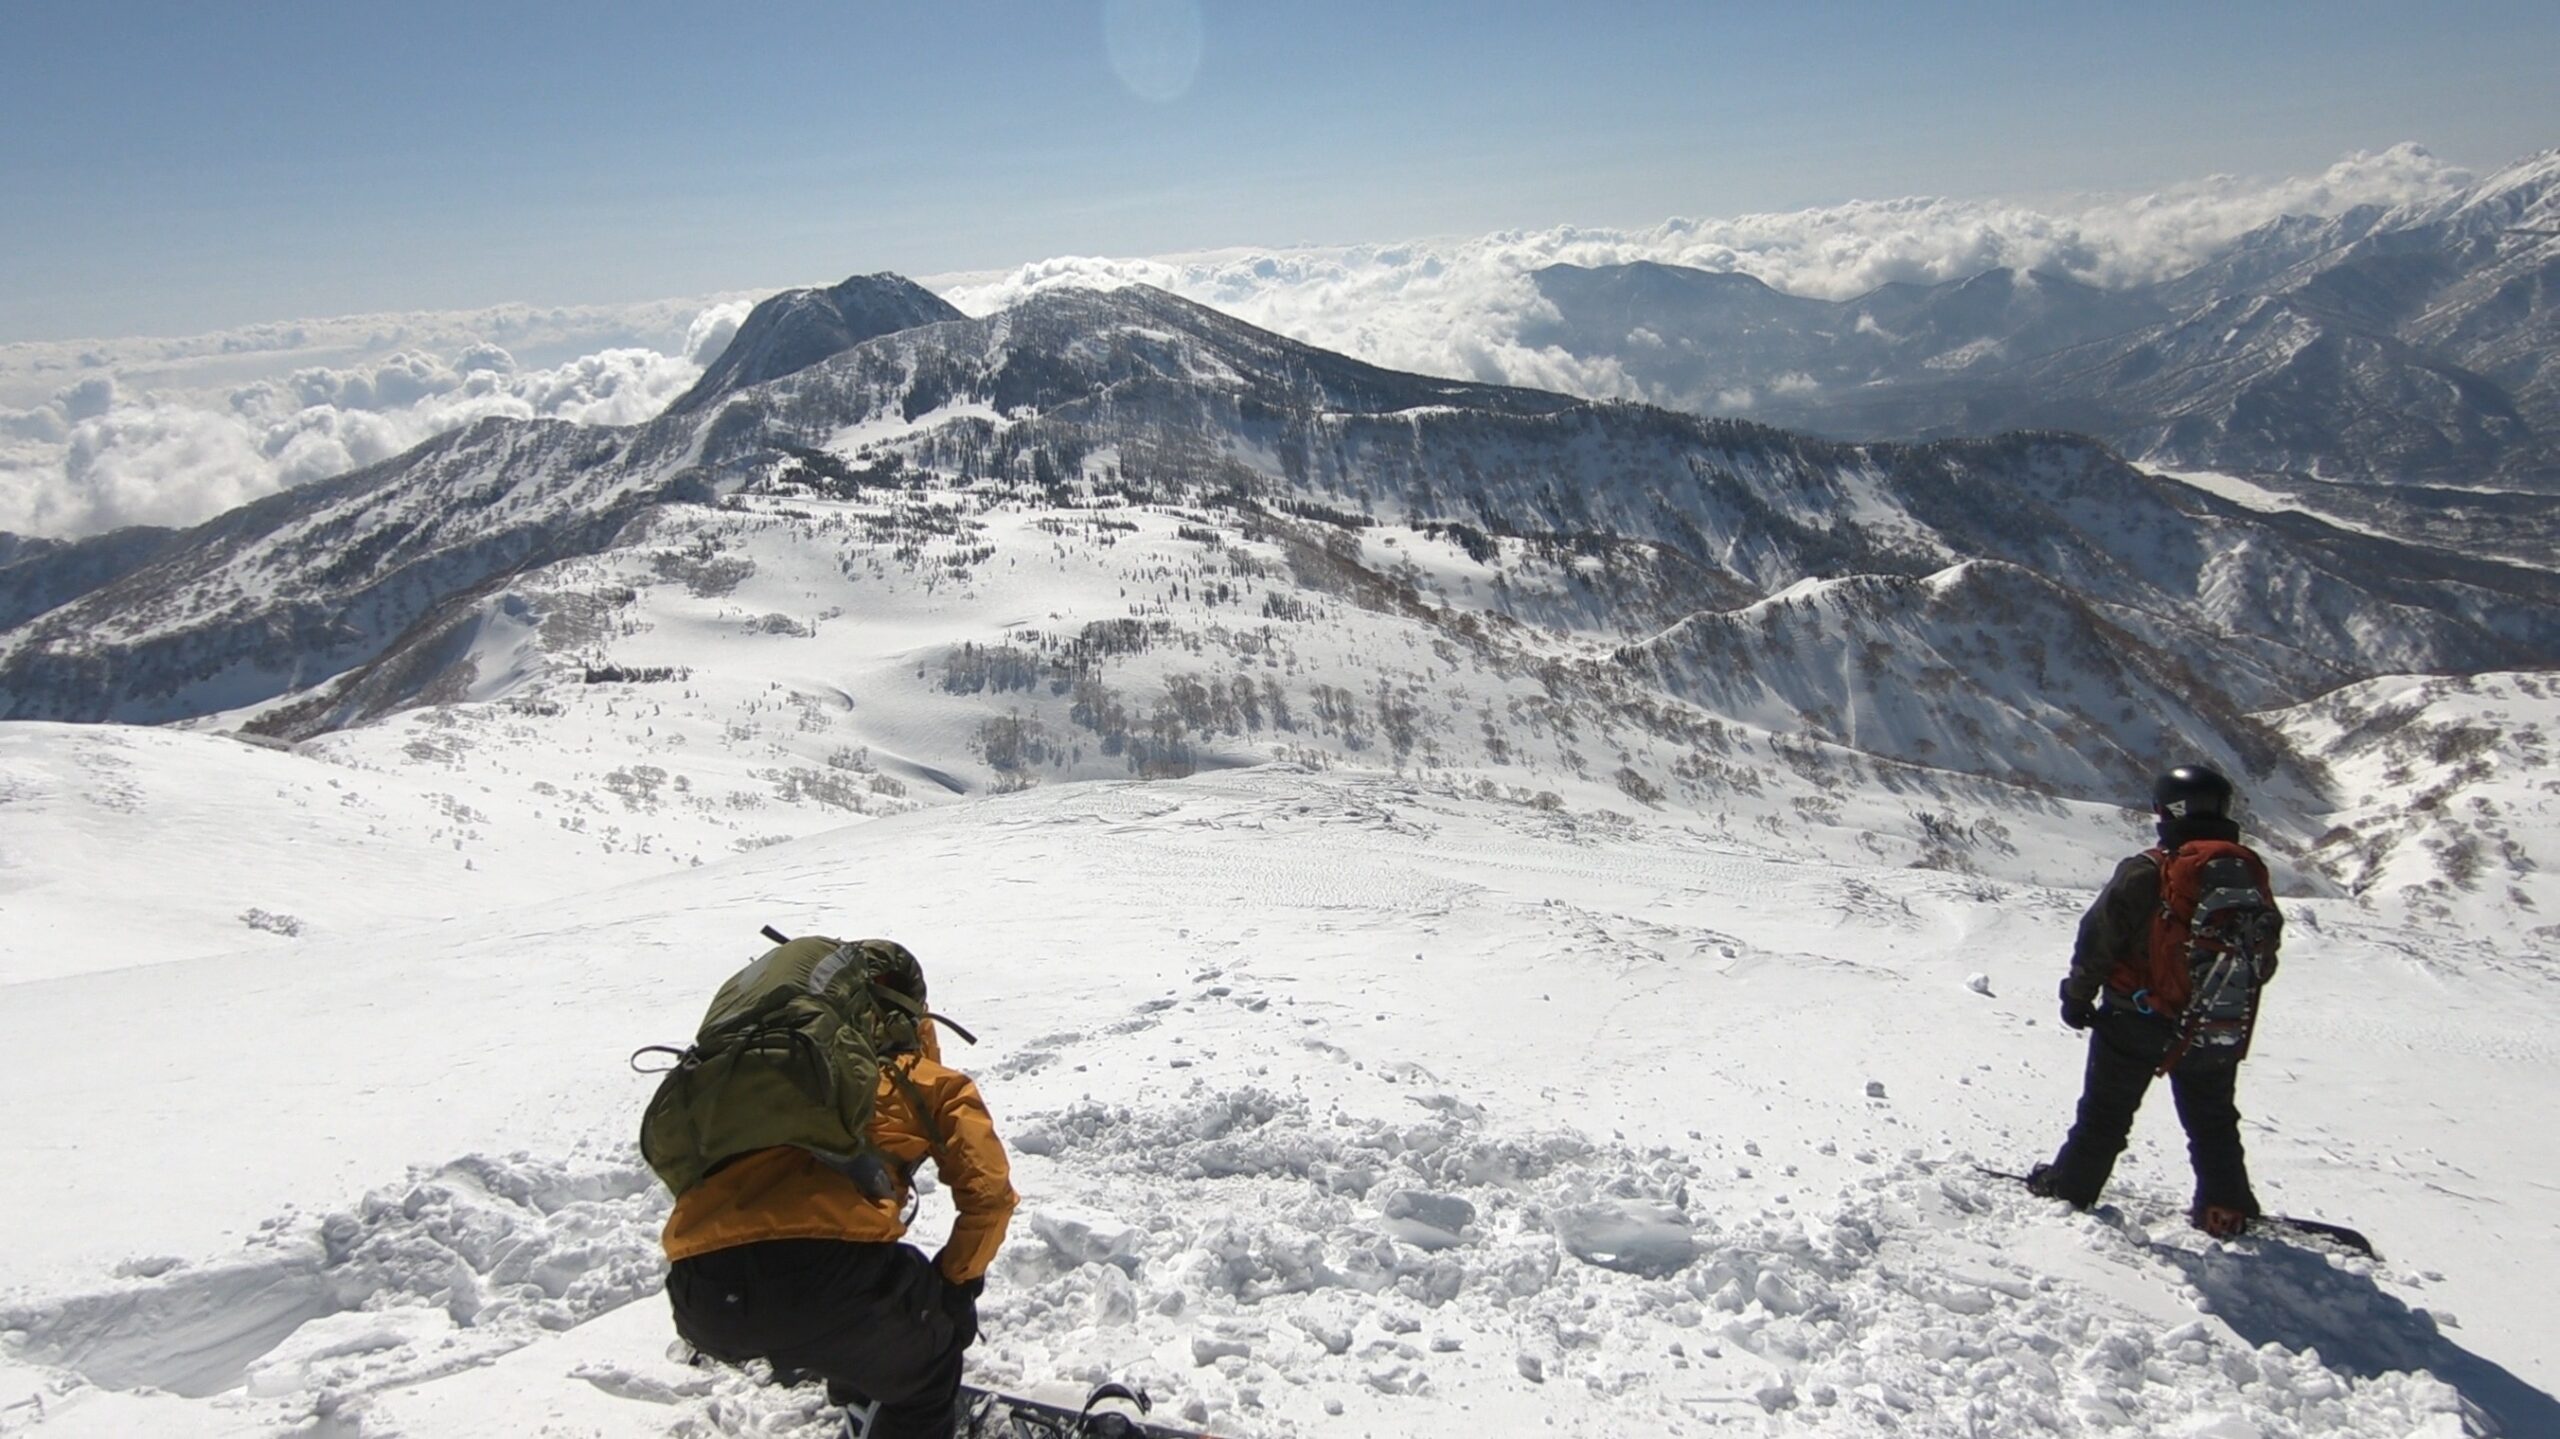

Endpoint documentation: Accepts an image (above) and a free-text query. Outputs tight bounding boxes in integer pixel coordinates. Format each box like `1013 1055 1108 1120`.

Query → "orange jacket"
660 1047 1016 1284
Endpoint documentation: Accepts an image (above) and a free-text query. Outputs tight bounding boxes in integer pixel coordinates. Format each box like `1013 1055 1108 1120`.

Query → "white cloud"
0 411 66 445
60 377 116 422
933 143 2474 401
0 314 739 539
681 301 754 366
43 404 278 535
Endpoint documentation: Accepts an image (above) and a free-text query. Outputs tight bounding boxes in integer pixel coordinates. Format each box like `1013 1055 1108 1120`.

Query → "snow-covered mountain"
1526 151 2560 493
2 264 2556 1437
2272 670 2560 932
4 281 2551 819
1615 561 2313 809
1523 261 2169 417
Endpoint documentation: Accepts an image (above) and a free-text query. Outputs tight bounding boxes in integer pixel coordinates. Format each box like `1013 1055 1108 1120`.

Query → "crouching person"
641 934 1016 1438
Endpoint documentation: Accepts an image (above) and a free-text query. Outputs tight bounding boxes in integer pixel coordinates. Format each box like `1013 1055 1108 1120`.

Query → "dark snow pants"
667 1238 977 1439
2043 1005 2259 1215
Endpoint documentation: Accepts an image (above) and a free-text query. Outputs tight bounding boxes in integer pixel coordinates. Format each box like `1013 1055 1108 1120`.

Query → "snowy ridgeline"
10 470 2553 981
0 767 2554 1438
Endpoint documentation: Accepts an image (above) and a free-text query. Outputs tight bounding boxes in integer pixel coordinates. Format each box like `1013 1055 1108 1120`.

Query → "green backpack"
634 929 969 1198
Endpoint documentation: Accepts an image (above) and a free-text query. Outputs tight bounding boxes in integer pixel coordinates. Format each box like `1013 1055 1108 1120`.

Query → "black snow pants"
2043 1004 2259 1215
667 1238 977 1439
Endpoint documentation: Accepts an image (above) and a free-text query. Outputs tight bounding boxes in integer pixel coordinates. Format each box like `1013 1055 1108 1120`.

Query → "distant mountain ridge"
3 273 2556 844
1526 151 2560 491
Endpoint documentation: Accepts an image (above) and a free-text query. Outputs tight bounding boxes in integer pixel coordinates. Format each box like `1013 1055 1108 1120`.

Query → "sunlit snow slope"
0 758 2553 1438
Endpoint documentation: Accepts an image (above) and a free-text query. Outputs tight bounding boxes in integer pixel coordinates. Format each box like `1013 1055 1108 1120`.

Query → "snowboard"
671 1342 1223 1438
1975 1166 2377 1258
958 1382 1225 1439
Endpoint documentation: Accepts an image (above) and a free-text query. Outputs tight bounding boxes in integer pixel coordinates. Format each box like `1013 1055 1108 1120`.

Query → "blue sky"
4 0 2554 340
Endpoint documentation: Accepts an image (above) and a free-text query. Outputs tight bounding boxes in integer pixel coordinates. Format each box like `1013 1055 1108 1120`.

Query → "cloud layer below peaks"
932 143 2469 390
0 145 2469 542
0 299 755 539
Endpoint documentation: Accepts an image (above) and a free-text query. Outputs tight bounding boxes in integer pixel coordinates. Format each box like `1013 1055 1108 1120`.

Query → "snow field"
0 722 700 984
2 766 2552 1436
0 1095 2495 1438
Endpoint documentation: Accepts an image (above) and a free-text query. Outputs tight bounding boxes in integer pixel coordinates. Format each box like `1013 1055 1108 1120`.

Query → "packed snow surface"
0 758 2552 1437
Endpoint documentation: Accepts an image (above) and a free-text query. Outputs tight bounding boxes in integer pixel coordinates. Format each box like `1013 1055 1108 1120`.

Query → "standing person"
646 936 1017 1438
2029 765 2282 1236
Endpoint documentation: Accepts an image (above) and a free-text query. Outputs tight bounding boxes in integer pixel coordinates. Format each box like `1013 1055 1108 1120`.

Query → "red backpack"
2135 840 2282 1071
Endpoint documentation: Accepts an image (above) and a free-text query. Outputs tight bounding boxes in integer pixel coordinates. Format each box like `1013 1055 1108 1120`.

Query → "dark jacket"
2063 815 2275 1007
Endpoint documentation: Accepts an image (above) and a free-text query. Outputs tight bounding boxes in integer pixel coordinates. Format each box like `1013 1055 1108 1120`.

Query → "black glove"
941 1275 985 1348
2058 979 2097 1031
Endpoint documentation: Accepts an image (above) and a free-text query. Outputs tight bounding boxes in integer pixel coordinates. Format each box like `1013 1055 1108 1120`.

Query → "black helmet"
2151 763 2234 819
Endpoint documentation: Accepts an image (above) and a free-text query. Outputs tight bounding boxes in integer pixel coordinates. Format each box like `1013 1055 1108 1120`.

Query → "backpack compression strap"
870 980 978 1046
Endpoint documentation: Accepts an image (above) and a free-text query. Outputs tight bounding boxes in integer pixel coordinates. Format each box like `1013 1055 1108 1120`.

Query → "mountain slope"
0 414 719 724
1616 562 2311 807
1523 151 2560 490
0 524 180 631
2273 670 2560 938
5 281 2557 848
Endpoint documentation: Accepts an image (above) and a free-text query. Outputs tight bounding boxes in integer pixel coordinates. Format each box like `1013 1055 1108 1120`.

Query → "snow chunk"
1555 1200 1697 1277
1191 1332 1254 1366
1028 1206 1147 1273
1378 1189 1476 1251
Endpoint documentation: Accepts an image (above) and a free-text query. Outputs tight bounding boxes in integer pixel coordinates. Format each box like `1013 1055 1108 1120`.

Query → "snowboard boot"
2192 1204 2251 1239
2024 1163 2077 1205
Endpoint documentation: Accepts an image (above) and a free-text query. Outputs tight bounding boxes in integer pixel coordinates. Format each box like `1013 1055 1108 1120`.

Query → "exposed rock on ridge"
661 272 966 417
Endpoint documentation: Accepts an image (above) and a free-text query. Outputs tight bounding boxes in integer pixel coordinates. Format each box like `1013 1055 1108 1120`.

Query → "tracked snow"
0 763 2551 1437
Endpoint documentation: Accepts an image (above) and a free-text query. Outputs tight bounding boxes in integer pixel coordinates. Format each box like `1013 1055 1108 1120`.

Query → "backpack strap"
809 1059 953 1206
869 981 979 1047
2122 845 2176 1016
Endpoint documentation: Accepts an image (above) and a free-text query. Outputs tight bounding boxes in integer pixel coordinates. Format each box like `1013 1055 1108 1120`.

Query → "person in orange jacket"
662 953 1017 1439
